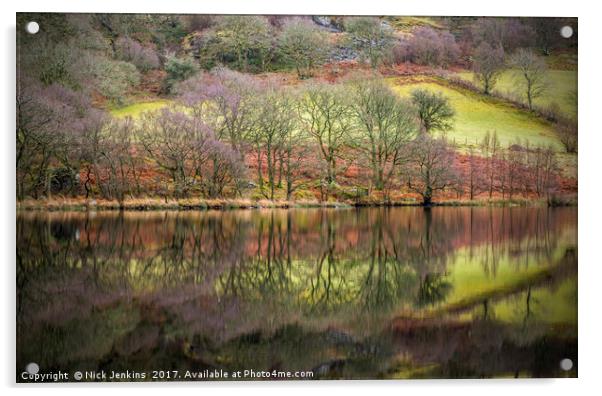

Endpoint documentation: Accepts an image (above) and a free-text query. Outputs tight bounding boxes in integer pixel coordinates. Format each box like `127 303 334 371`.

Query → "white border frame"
2 1 599 395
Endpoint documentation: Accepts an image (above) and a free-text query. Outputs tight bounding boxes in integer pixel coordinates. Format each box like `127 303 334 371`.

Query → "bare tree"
407 134 460 205
74 110 110 199
16 82 65 199
349 77 419 191
178 68 260 156
510 48 548 110
465 146 487 200
99 118 138 202
530 145 559 200
203 140 247 198
137 108 212 198
480 131 501 198
279 120 313 200
504 142 530 199
251 87 297 199
297 83 353 187
472 42 506 95
16 78 106 199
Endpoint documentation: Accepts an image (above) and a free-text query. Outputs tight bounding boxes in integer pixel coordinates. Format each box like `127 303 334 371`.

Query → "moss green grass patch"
110 99 171 119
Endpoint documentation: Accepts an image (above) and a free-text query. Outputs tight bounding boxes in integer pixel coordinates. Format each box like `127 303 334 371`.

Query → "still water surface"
17 207 577 379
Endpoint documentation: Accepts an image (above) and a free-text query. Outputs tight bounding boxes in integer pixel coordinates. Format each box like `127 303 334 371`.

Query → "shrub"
403 27 460 67
556 120 578 153
92 58 140 104
345 17 395 68
164 55 199 93
389 40 409 65
184 15 215 32
49 166 79 194
278 18 330 78
540 102 562 123
115 37 160 72
213 15 273 72
471 18 536 52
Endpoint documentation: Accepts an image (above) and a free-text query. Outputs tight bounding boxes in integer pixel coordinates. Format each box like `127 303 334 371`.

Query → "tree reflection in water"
17 207 577 379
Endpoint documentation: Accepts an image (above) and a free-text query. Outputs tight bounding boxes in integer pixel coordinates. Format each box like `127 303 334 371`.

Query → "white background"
1 0 599 395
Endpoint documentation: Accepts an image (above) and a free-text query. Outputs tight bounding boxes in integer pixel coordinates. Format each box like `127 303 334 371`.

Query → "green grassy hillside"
390 76 577 178
389 77 564 150
454 69 577 118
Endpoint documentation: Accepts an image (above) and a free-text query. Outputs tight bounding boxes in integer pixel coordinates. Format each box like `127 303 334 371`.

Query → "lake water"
16 207 577 380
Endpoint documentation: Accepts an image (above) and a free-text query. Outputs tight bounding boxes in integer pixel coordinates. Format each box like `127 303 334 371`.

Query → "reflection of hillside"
17 208 577 326
16 207 577 377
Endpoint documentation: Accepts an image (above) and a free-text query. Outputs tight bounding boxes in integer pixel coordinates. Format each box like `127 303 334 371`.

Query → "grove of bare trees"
17 69 564 205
